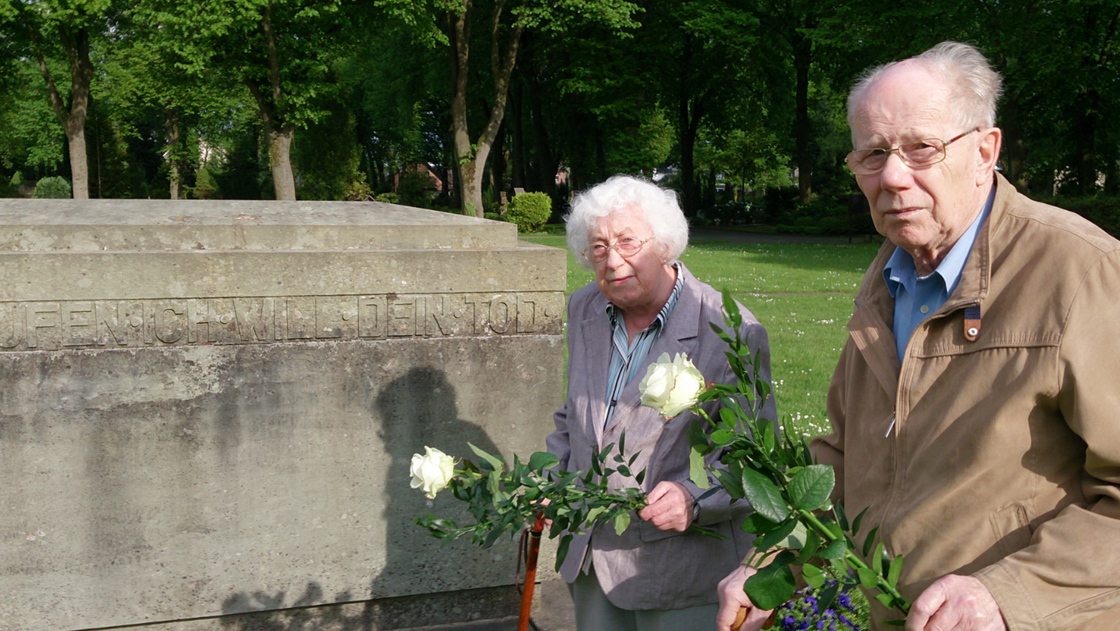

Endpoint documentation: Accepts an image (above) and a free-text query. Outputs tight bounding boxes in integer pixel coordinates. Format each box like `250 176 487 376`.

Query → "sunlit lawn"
521 234 882 438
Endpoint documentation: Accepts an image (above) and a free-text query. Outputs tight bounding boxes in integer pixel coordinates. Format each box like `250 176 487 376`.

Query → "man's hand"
637 481 693 531
717 564 773 631
906 575 1007 631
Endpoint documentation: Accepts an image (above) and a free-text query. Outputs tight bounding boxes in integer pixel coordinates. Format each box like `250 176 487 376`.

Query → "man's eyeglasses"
846 128 980 175
583 236 653 262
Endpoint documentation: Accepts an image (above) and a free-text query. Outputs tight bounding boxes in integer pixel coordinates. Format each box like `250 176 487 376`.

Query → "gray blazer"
545 264 776 611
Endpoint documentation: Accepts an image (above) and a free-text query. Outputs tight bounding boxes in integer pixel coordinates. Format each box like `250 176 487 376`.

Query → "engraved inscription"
0 292 562 352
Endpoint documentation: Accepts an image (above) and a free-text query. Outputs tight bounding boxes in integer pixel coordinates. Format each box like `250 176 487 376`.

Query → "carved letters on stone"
0 292 562 352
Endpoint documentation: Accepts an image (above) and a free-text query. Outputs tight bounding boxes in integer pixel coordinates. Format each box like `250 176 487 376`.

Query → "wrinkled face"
589 206 675 314
850 62 995 266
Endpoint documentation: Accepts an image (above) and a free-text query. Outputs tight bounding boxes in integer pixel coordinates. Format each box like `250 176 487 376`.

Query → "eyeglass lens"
852 139 945 173
587 237 647 261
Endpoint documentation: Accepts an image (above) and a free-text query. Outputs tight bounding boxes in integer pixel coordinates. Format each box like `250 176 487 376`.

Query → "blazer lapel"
579 292 613 446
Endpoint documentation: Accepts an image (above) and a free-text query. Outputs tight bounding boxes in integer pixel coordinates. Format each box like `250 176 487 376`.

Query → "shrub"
506 191 552 233
375 192 401 204
482 185 499 215
484 212 505 222
344 174 372 201
192 168 220 199
34 176 72 199
397 170 436 208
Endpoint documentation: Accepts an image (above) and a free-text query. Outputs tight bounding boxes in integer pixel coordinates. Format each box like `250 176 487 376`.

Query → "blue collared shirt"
603 262 684 428
884 185 994 362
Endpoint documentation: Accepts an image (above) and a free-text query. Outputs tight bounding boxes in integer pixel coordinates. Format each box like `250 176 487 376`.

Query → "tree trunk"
31 24 93 199
1001 94 1030 190
166 112 181 200
65 123 89 200
678 91 703 218
676 36 703 217
527 68 557 200
247 3 297 201
449 7 478 214
510 72 527 190
793 27 813 205
1073 90 1099 195
491 120 507 197
268 125 297 200
448 0 523 217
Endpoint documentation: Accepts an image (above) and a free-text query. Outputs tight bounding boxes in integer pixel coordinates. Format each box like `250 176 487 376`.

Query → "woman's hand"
637 481 693 531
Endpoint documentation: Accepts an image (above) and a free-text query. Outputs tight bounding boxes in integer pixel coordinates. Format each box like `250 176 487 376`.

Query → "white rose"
410 446 455 499
639 352 707 419
639 352 676 410
660 353 706 418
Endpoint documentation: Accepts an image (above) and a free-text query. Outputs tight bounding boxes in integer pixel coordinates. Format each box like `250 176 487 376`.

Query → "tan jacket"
546 264 776 610
814 174 1120 630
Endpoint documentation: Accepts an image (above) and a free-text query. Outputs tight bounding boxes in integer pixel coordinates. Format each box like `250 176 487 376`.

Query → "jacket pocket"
638 517 686 543
989 503 1032 558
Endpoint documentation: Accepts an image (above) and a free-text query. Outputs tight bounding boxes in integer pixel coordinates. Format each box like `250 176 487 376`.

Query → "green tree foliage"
133 0 360 200
381 0 640 216
0 51 66 179
642 0 766 215
104 3 246 199
340 25 449 198
4 0 120 199
2 0 1120 224
293 100 363 200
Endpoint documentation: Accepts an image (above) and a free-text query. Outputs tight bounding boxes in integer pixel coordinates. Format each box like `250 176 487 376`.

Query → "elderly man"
546 175 775 630
718 42 1120 631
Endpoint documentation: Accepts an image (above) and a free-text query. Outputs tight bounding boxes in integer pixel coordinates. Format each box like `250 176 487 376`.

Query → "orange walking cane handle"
732 606 749 631
731 606 778 631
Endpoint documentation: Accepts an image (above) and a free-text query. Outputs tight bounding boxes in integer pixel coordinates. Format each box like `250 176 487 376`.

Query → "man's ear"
976 127 1003 186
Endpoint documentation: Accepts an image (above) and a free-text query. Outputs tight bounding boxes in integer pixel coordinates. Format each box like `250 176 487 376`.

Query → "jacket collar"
855 172 1015 314
848 173 1013 393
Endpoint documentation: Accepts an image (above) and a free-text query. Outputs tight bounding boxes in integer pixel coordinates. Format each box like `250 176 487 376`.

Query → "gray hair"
565 175 689 270
847 41 1004 132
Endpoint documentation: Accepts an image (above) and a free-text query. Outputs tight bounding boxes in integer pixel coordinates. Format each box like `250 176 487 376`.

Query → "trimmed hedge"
34 176 72 199
507 191 552 233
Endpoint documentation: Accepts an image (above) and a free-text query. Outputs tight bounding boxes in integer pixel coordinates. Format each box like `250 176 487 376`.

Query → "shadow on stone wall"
369 366 506 625
215 366 507 630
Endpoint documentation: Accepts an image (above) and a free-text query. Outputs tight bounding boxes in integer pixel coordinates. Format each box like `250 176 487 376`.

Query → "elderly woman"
545 175 776 630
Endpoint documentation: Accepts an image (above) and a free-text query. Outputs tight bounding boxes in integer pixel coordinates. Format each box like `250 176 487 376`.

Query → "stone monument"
0 199 566 631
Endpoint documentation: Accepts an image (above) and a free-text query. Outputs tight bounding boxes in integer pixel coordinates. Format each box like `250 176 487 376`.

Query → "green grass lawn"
521 234 883 438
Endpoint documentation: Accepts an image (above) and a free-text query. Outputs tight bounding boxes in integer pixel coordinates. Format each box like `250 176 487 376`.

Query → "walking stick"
517 513 546 631
732 606 778 631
